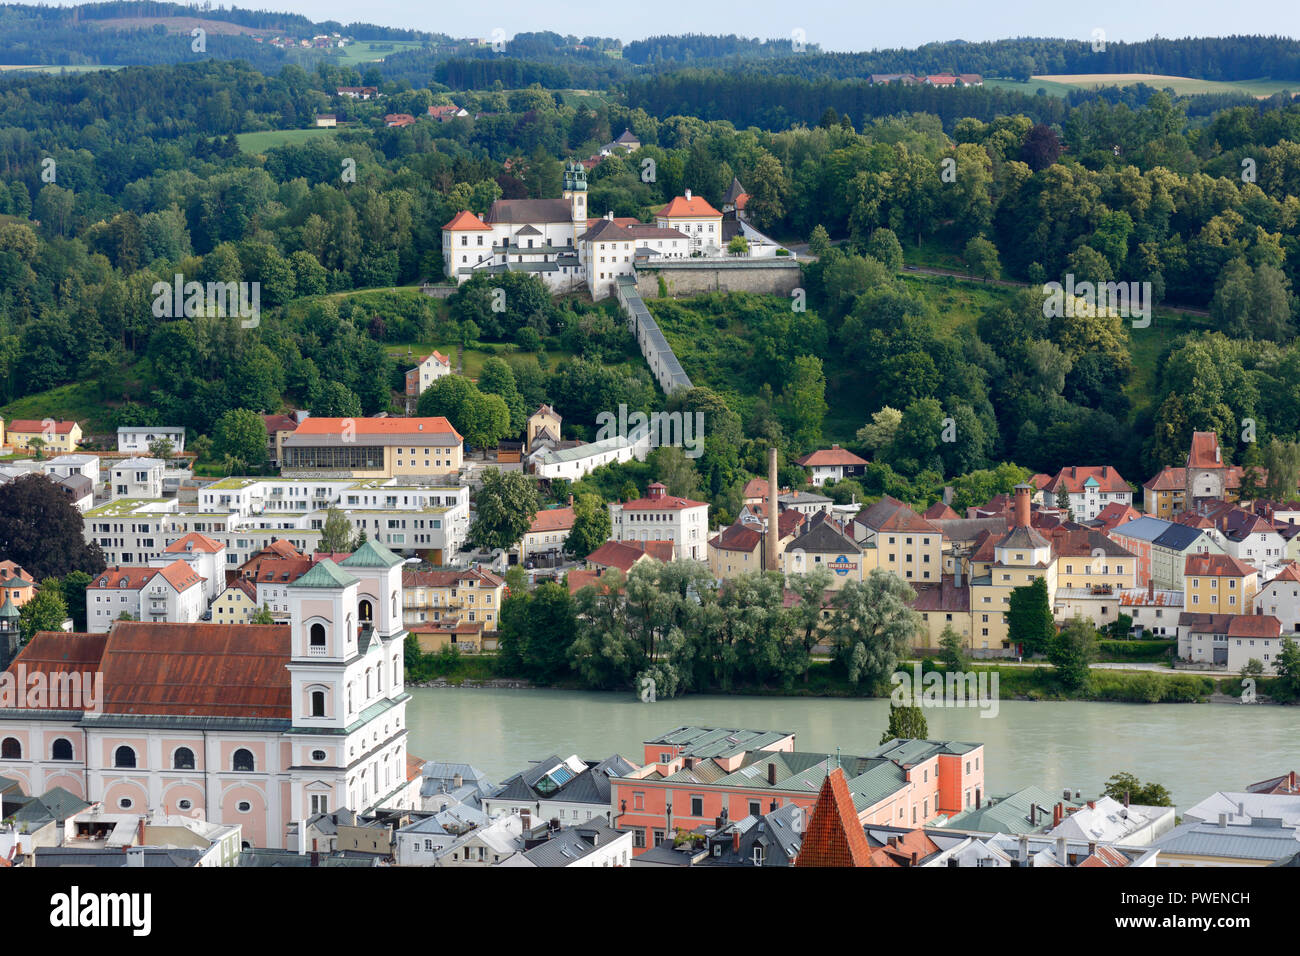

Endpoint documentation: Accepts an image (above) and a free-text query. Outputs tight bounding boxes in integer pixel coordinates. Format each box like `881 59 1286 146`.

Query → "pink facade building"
611 727 984 856
0 540 420 850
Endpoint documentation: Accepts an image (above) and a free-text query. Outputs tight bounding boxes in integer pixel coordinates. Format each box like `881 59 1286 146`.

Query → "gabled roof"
485 198 573 225
1144 466 1186 491
155 559 204 592
1184 553 1255 577
794 768 874 867
529 505 576 534
8 419 77 434
659 194 721 218
1187 432 1225 469
788 512 860 554
796 446 868 468
164 532 223 554
922 501 959 520
1043 466 1130 494
586 540 674 571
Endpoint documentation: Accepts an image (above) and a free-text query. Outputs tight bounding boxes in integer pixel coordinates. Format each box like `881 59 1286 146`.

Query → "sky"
204 0 1300 52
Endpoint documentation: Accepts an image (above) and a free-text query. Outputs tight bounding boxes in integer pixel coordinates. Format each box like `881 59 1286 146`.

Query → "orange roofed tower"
794 767 875 867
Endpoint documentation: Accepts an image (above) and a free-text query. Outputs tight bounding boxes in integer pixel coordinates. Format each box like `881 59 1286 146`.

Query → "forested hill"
1 4 1299 90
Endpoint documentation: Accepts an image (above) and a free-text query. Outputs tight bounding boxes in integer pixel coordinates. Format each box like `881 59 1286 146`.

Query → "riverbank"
404 649 1293 705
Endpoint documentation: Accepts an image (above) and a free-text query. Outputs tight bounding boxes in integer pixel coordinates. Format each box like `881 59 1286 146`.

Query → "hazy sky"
218 0 1299 52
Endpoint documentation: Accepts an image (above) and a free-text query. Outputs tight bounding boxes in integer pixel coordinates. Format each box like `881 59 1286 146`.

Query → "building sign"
830 555 858 576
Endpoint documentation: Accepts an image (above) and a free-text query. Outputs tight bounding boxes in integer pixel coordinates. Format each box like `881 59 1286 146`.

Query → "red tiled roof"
795 768 874 867
406 754 427 782
165 532 223 554
1227 615 1282 637
1043 466 1130 494
796 446 868 468
586 540 674 571
922 501 959 520
742 478 770 500
528 506 576 534
7 419 77 434
1143 466 1185 491
251 557 314 584
619 490 708 511
89 567 156 591
909 575 971 613
155 559 204 592
1265 563 1300 587
1184 553 1255 577
442 210 492 231
1187 432 1224 469
710 522 763 553
262 414 300 435
566 568 614 596
403 567 504 589
9 633 110 704
292 416 462 440
659 194 721 218
100 622 291 717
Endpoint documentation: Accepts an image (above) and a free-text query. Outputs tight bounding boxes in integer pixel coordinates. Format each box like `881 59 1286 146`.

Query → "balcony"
308 643 327 657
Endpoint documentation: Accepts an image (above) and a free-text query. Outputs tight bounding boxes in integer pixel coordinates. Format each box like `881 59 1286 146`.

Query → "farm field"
1034 73 1299 97
237 127 338 153
327 39 426 66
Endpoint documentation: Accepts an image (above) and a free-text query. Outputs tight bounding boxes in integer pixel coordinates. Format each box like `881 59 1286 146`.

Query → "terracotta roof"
742 478 770 500
1178 613 1281 638
7 419 77 434
12 624 291 717
528 506 576 534
796 446 868 468
1265 563 1300 587
289 416 462 442
794 768 874 867
165 532 223 554
262 414 300 434
89 567 157 591
710 522 763 553
442 210 492 231
8 632 110 703
922 501 959 520
1143 466 1186 491
586 540 674 571
585 216 641 229
1187 432 1224 469
1184 553 1256 577
403 568 505 589
566 568 613 596
659 194 721 218
96 622 291 717
409 621 481 636
221 579 257 601
619 490 708 511
909 575 971 613
1095 502 1141 531
855 496 939 534
1043 466 1130 494
406 754 427 783
250 557 314 585
155 559 204 592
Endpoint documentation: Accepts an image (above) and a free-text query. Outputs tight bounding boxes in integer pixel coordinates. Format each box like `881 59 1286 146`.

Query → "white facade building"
117 427 186 454
110 458 165 499
86 559 207 633
608 482 709 561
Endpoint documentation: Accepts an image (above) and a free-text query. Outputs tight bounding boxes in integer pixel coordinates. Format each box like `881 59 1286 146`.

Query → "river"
406 688 1299 811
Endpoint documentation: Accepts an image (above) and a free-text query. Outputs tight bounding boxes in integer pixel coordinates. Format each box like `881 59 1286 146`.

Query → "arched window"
358 599 373 623
232 748 255 772
51 738 73 761
114 745 136 768
311 690 326 717
174 747 195 770
393 659 400 686
1 737 21 759
309 622 326 648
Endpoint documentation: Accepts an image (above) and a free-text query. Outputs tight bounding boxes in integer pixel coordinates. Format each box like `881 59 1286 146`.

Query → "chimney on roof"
685 189 692 200
943 486 953 506
1029 803 1037 827
1014 484 1031 529
453 773 463 789
1216 446 1221 463
1071 466 1077 479
975 789 981 809
137 815 146 847
1291 771 1297 790
1053 803 1063 828
954 551 963 589
765 446 779 572
1018 834 1030 864
732 830 740 854
568 495 574 506
1124 790 1130 808
888 835 898 847
1056 836 1068 865
1219 812 1228 827
767 762 778 786
1087 841 1096 857
910 850 919 866
1087 800 1095 810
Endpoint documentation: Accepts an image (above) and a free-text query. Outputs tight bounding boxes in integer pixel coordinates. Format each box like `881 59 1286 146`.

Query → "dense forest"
0 28 1297 520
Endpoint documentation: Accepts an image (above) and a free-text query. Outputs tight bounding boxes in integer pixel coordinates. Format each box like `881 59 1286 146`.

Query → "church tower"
562 160 588 229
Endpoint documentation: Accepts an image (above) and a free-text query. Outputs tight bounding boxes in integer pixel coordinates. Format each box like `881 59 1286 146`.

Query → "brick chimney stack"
1013 484 1032 529
765 446 779 572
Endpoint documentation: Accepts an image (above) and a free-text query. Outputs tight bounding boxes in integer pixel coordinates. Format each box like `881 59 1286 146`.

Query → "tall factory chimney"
766 446 780 572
